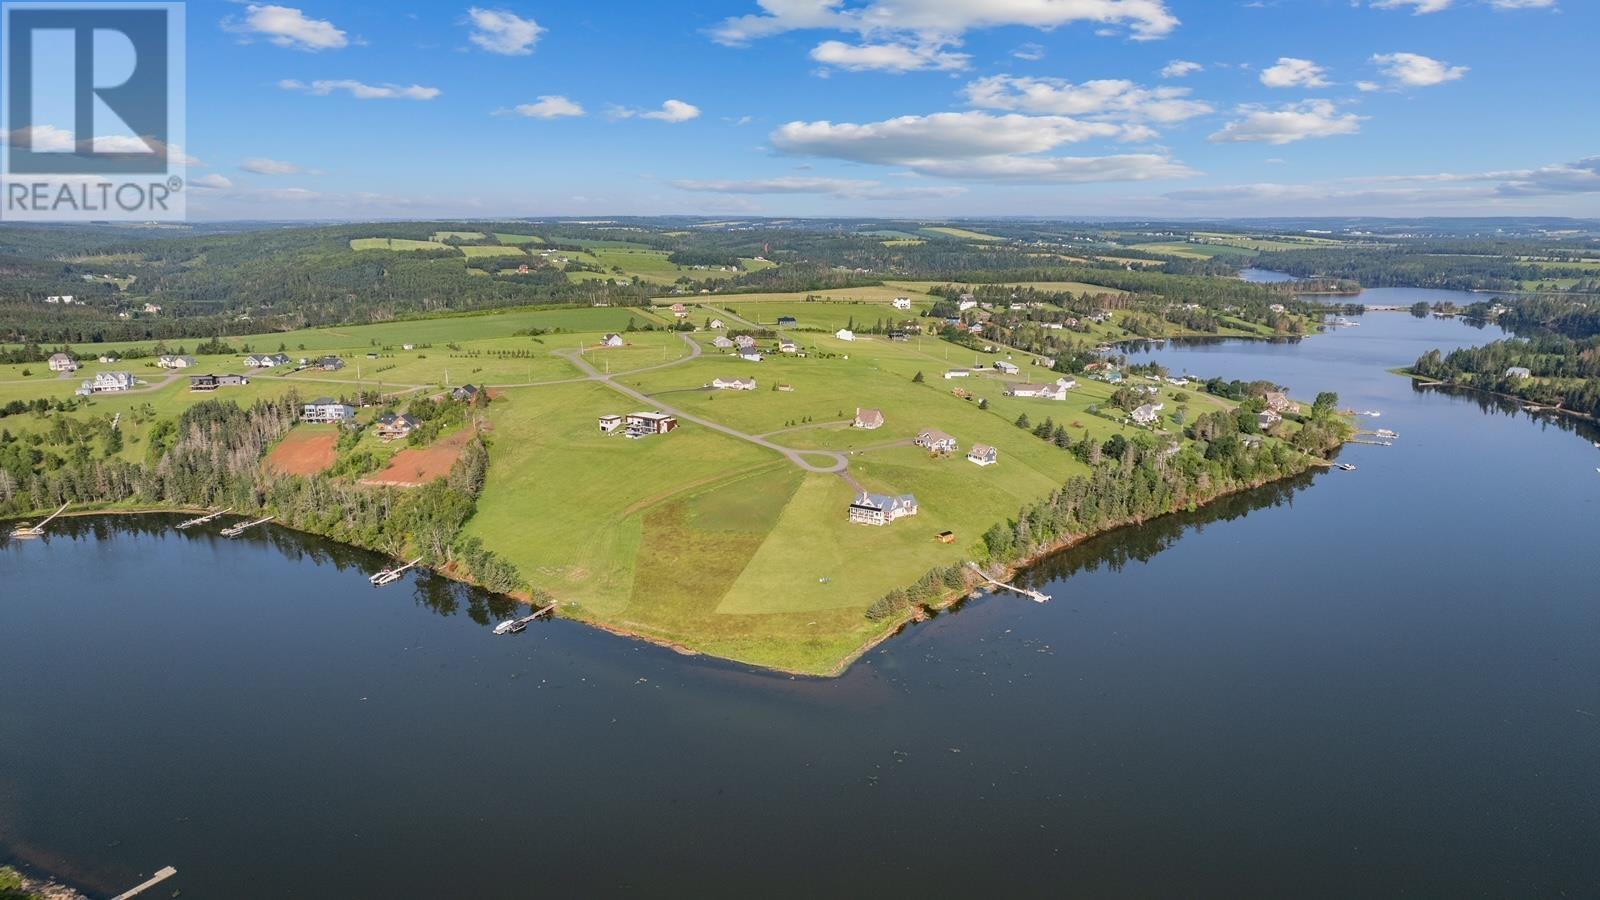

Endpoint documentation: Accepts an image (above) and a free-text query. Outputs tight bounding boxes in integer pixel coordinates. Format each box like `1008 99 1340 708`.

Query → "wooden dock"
9 502 68 538
371 556 424 586
176 507 231 530
967 563 1051 603
220 515 273 537
110 865 176 900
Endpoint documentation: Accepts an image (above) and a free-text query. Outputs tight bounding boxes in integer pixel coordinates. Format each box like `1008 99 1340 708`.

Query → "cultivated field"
265 426 339 476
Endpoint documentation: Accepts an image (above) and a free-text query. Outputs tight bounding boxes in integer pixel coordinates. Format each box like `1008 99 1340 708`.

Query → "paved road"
561 333 850 474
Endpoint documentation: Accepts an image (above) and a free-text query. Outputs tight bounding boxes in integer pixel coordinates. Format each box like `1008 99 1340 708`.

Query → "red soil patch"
264 427 338 476
360 428 471 487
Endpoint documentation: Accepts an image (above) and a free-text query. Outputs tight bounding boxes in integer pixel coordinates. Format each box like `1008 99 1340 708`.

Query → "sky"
155 0 1600 219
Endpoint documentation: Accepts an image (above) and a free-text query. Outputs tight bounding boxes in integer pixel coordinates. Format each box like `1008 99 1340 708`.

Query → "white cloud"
191 174 234 190
222 4 348 51
770 110 1197 183
1209 100 1363 144
278 79 441 100
1260 57 1329 88
1489 0 1555 7
240 157 309 175
634 99 702 123
711 0 1180 46
507 95 585 118
1371 52 1467 87
810 39 969 72
1371 0 1454 12
1355 80 1381 92
466 8 544 55
1013 43 1046 61
963 75 1212 124
1358 157 1600 196
1161 59 1202 78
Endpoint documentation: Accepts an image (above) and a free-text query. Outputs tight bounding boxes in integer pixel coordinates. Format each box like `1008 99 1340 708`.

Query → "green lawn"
920 226 1004 242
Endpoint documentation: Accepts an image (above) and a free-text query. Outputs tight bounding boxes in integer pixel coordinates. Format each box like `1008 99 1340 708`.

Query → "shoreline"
3 450 1335 680
1397 370 1598 423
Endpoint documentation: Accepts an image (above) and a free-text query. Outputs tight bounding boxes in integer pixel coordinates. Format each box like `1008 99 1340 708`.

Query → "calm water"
5 297 1600 897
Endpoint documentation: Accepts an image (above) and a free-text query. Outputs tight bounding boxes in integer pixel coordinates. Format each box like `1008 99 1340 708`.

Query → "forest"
0 395 528 595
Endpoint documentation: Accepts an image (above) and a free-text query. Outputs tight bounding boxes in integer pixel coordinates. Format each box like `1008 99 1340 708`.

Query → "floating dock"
967 562 1051 603
220 515 273 537
371 556 424 586
110 866 177 900
176 507 231 530
9 502 68 539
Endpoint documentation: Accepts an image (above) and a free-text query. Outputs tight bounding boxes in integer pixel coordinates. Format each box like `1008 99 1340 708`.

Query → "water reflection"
1017 472 1318 592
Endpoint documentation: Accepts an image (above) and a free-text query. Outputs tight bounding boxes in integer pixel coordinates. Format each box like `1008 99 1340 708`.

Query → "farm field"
921 226 1004 241
1 291 1306 674
265 425 339 476
349 238 445 252
1128 242 1254 259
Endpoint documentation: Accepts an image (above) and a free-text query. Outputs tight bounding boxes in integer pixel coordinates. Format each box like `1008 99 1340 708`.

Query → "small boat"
1593 442 1600 449
493 614 538 635
1335 463 1357 472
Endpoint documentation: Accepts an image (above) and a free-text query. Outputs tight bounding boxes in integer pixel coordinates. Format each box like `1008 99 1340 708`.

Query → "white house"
624 412 678 438
1007 383 1068 401
711 377 757 391
75 371 135 395
156 355 196 369
848 492 919 526
1505 366 1532 379
835 329 856 342
853 407 885 430
598 414 624 433
708 319 726 329
142 303 162 314
1257 409 1283 429
1132 403 1165 426
600 333 626 348
944 369 970 379
47 353 78 373
967 444 999 467
892 297 912 310
733 334 757 350
958 295 978 312
915 428 959 454
302 398 355 424
712 336 736 350
402 343 416 351
1055 377 1079 391
994 360 1020 375
778 338 798 354
739 351 765 363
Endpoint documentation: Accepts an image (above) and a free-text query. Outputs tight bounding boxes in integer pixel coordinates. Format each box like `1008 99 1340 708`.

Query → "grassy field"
921 226 1004 242
3 298 1287 675
1128 242 1255 259
460 245 529 259
493 232 544 245
350 238 444 252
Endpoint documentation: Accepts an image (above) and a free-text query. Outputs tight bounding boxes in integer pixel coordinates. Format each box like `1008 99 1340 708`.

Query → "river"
4 291 1600 897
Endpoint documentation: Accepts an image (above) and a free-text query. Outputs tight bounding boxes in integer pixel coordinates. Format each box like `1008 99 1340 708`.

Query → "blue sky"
172 0 1598 219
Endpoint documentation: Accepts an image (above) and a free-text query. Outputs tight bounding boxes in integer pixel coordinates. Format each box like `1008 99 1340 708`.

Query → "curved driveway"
558 333 849 474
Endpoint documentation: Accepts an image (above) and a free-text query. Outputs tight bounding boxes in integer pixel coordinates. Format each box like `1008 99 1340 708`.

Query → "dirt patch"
264 427 338 476
360 428 471 487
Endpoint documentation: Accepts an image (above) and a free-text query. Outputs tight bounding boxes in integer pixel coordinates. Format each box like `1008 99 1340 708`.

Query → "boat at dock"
492 604 556 635
9 502 68 539
370 557 424 586
220 515 273 537
175 508 230 530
